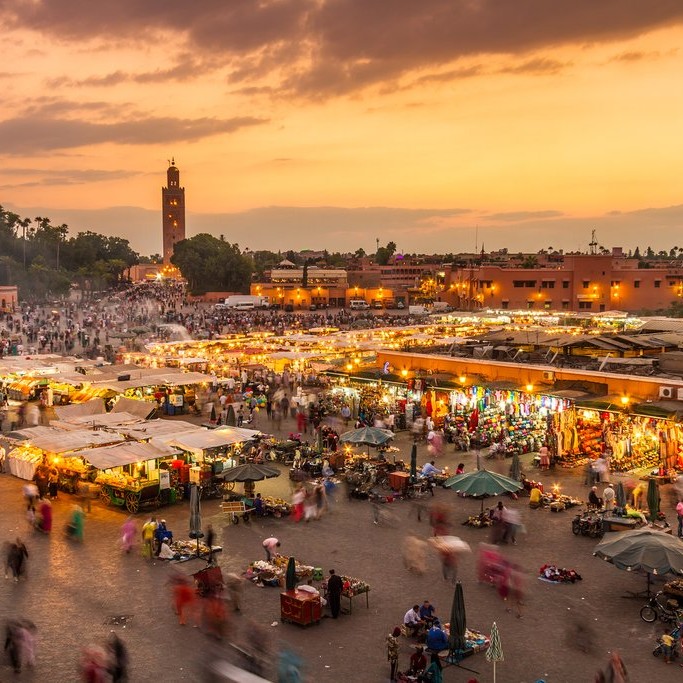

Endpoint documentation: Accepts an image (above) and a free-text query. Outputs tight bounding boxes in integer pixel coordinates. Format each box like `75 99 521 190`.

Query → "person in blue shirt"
254 493 265 516
425 621 449 652
421 461 442 478
419 600 437 626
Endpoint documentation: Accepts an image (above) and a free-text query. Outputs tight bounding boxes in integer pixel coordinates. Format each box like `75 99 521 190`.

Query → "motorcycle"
571 512 604 538
641 591 683 624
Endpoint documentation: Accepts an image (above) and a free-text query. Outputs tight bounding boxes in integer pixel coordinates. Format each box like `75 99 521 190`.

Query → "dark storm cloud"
0 114 268 153
3 1 682 98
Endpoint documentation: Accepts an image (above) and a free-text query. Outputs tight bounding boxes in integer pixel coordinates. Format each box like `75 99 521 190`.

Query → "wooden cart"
99 481 161 513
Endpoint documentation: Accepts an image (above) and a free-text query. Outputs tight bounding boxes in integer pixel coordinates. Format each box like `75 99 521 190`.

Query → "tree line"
0 207 139 300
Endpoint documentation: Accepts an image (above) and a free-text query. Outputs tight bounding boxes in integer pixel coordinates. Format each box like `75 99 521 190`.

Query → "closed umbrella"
189 484 204 558
615 482 626 508
409 444 417 483
285 556 297 591
448 581 467 659
485 621 504 683
509 452 521 482
647 478 660 521
594 528 683 597
226 405 236 426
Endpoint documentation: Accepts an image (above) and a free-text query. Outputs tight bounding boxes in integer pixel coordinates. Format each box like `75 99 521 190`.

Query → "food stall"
87 440 182 512
5 426 124 480
322 574 370 613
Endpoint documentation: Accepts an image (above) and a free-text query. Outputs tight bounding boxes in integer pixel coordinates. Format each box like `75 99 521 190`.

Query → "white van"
349 299 370 310
232 302 255 311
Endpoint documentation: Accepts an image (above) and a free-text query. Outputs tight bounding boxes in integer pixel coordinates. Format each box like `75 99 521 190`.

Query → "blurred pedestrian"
36 498 52 533
402 535 428 575
17 620 36 670
80 645 108 683
23 482 38 512
121 517 135 554
67 505 85 542
206 524 215 564
4 620 22 673
107 633 129 682
6 538 28 582
172 576 197 626
603 650 628 682
225 572 244 612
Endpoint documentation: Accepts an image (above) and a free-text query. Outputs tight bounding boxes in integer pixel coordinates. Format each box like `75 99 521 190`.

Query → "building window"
654 280 661 288
543 300 552 309
578 301 593 310
634 280 640 288
527 301 535 309
610 280 621 286
562 281 570 289
541 281 555 289
513 280 537 288
561 301 570 310
582 280 590 289
501 300 509 310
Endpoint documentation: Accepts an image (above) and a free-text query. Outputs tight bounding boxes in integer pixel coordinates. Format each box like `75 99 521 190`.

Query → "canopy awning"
163 428 260 452
82 440 180 470
115 420 200 440
111 396 157 419
19 428 124 454
53 397 104 421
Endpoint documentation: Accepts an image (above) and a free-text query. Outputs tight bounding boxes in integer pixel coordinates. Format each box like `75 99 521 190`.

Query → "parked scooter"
571 512 604 538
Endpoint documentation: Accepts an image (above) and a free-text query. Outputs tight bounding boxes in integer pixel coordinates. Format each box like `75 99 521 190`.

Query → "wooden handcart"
99 481 161 513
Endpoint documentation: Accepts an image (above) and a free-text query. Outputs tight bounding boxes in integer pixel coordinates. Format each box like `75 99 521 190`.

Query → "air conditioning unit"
677 388 683 401
659 386 674 399
542 371 555 382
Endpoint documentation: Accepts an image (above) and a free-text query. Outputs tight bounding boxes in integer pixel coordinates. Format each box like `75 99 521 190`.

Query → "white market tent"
81 440 180 471
116 420 200 441
14 427 124 454
162 428 258 452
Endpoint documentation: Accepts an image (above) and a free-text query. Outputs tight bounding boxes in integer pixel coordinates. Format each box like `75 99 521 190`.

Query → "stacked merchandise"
538 564 583 584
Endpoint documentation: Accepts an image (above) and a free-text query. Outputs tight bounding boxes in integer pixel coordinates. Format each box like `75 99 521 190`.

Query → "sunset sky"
2 1 683 257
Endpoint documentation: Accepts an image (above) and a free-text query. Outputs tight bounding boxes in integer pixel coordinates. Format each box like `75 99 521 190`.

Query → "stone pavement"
1 410 681 682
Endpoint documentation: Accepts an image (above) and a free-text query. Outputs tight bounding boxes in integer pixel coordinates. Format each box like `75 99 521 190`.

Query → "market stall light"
552 483 561 495
401 369 408 378
526 383 534 393
459 375 467 384
620 396 630 406
346 363 353 372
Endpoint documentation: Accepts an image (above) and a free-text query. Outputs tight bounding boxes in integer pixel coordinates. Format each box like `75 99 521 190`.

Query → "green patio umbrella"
409 444 417 483
485 621 504 683
647 478 660 521
285 556 297 591
445 469 523 512
594 528 683 597
339 426 394 447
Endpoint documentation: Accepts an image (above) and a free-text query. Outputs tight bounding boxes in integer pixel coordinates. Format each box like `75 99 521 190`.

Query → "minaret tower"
162 158 186 264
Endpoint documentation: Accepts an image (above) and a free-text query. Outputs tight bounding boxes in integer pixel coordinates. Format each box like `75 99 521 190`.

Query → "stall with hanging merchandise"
553 403 683 473
442 385 570 456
